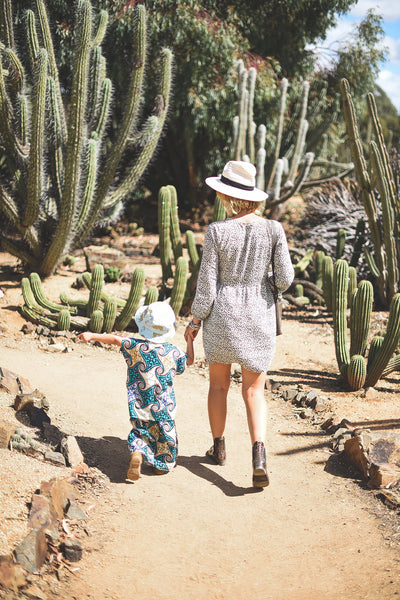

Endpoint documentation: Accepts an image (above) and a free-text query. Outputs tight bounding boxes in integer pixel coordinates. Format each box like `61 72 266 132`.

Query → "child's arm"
186 334 194 366
78 332 124 347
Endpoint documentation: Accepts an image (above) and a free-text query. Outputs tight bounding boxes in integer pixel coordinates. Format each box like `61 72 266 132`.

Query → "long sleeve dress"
191 218 294 373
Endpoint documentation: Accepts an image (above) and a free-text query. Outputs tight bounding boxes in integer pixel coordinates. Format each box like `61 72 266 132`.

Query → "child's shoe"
126 451 142 481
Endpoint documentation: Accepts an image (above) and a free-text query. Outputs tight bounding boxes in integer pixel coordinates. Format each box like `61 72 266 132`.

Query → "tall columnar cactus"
231 62 353 218
170 256 188 316
158 186 173 282
87 263 104 317
115 267 145 331
340 79 399 307
0 2 172 276
331 258 400 390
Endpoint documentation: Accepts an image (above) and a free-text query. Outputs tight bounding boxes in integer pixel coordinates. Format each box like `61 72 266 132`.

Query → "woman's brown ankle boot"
206 436 226 465
252 441 269 488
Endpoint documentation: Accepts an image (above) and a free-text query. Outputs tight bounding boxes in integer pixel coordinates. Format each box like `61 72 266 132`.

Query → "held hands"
184 319 201 341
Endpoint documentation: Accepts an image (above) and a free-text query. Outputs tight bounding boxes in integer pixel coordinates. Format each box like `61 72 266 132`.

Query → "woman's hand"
184 326 198 341
184 319 201 341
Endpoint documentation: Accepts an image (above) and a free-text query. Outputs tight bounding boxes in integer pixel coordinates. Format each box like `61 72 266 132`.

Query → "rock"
60 436 84 467
28 494 57 530
14 390 49 413
44 451 66 467
283 388 298 403
40 478 79 520
36 326 51 337
14 527 48 573
0 419 17 449
343 434 370 479
21 322 36 334
61 539 83 562
368 463 400 490
377 488 400 509
42 423 65 447
66 500 88 520
0 559 26 591
21 584 48 599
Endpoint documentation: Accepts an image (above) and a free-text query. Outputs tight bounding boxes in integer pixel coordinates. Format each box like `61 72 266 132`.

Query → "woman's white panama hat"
205 160 268 202
134 301 177 342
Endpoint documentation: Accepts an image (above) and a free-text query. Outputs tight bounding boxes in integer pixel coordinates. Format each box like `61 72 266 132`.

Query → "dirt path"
2 317 400 600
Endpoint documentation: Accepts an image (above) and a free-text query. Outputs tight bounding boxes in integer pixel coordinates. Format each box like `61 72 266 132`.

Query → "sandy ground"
1 250 400 599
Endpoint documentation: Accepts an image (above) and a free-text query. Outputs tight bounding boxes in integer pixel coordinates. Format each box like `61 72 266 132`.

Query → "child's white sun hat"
134 301 177 342
205 160 268 202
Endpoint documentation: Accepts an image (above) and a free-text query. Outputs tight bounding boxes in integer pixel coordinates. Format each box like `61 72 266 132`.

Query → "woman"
184 160 294 488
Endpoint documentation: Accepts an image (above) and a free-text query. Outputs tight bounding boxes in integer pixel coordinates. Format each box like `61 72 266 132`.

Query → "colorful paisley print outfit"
191 218 294 373
120 337 187 472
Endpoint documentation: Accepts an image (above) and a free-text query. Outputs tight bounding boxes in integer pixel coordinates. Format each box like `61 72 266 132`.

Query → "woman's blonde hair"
217 192 262 217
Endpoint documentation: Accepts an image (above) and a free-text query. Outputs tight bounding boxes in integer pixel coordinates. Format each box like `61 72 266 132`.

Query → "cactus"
104 266 121 283
102 297 117 333
212 195 226 222
346 355 367 390
340 79 399 307
347 266 357 308
115 266 145 331
144 286 159 306
314 250 325 289
349 280 373 357
331 260 400 389
332 259 350 376
0 2 173 276
89 309 103 333
322 255 333 312
168 185 182 262
231 64 353 218
58 309 71 331
335 228 346 260
158 186 173 282
30 272 77 314
87 264 104 317
170 256 188 316
294 249 313 276
365 293 400 388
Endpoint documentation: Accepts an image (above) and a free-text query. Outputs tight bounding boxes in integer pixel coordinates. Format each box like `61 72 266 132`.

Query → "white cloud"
376 69 400 111
385 35 400 66
350 0 400 21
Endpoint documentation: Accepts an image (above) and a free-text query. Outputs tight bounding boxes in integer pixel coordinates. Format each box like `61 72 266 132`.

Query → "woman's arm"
272 222 295 294
190 225 219 320
78 332 124 347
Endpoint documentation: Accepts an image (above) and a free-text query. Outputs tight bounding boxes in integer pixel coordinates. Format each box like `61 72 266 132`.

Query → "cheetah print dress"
191 218 294 373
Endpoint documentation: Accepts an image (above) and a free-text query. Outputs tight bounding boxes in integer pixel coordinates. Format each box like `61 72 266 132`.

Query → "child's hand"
78 332 92 343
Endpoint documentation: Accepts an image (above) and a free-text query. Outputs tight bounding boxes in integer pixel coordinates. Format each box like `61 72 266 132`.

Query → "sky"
315 0 400 114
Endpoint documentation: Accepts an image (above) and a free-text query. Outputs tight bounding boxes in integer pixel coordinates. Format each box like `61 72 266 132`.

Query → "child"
78 301 194 481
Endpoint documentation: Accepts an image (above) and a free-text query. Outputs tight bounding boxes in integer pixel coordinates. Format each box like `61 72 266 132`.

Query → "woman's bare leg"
208 363 231 438
241 368 267 444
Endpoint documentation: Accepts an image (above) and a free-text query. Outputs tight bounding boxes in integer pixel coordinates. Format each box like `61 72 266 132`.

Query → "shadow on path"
178 454 262 497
